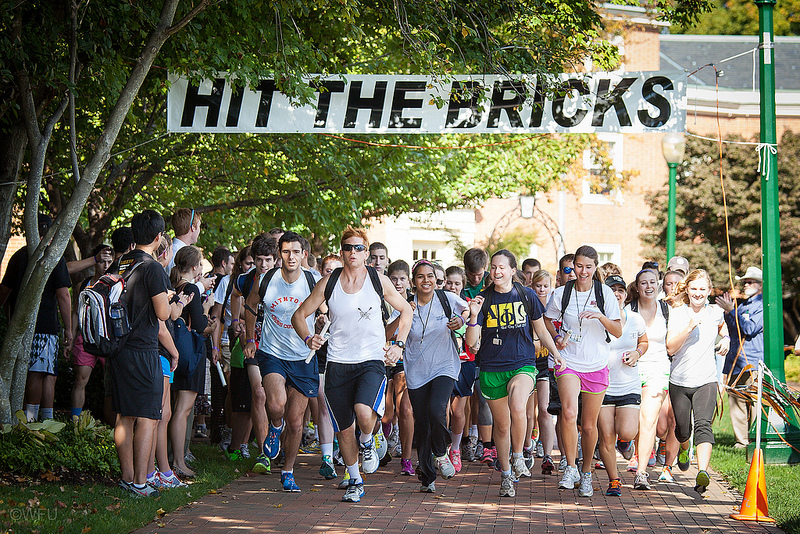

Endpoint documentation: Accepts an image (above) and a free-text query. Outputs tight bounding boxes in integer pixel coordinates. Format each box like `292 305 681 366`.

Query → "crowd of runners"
6 209 749 502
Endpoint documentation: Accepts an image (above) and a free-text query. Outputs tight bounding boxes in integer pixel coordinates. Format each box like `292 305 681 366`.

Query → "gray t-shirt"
393 292 468 389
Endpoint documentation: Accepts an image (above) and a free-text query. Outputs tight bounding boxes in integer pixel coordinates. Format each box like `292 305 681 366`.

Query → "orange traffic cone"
730 448 776 523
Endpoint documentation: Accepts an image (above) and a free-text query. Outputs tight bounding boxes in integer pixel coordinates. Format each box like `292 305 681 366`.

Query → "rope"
757 143 778 180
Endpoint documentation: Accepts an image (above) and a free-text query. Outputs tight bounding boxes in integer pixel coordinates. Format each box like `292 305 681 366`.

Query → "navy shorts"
602 392 642 407
325 360 387 433
230 366 252 412
249 350 319 398
452 360 477 397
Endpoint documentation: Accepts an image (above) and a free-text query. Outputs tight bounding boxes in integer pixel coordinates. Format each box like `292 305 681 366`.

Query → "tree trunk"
0 125 28 265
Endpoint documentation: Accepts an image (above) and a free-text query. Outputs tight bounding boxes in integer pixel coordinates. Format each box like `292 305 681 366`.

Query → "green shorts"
479 366 537 400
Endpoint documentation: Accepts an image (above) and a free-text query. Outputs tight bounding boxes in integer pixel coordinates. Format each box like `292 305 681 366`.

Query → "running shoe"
605 478 622 497
616 439 634 461
633 471 651 490
194 424 208 439
463 435 478 462
253 454 271 475
523 447 534 470
512 456 531 479
264 422 284 460
626 454 639 472
281 472 301 493
694 470 710 494
420 481 436 493
558 457 568 472
320 455 337 480
400 458 416 475
577 434 583 461
389 425 402 457
127 482 160 498
594 460 605 470
219 426 232 452
337 470 351 489
657 439 666 465
541 455 555 475
474 440 485 461
490 447 498 464
333 446 345 466
658 465 675 483
360 438 380 474
449 448 463 473
241 443 251 458
184 451 197 464
647 449 656 467
536 440 545 459
434 454 456 479
500 473 516 497
342 479 365 502
375 430 388 460
677 447 691 471
558 465 581 489
146 472 165 490
577 472 594 497
158 471 187 489
480 447 494 465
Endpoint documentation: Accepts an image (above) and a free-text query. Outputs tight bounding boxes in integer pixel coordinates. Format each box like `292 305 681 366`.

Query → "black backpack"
408 289 460 353
324 265 389 325
558 279 611 343
241 267 316 317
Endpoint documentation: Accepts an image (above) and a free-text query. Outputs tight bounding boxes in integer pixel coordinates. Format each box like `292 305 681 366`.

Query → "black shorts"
537 367 550 381
325 360 387 433
316 342 328 374
386 361 405 380
602 392 642 407
110 349 163 419
452 360 477 397
230 366 252 413
259 350 319 398
547 370 583 417
173 355 206 393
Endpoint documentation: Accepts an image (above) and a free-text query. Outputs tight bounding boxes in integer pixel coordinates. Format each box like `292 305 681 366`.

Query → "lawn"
711 394 800 534
0 442 246 534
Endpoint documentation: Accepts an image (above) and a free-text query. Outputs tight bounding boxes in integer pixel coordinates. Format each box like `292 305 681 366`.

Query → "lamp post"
661 133 686 262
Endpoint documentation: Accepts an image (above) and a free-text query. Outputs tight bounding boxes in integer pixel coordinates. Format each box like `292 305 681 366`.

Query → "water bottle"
109 303 130 338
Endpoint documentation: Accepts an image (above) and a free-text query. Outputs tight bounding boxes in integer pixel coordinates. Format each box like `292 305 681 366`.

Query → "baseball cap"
604 274 626 289
667 256 690 275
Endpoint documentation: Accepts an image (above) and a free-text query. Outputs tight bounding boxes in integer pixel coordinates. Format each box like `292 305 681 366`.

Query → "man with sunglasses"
717 266 763 449
556 254 577 288
293 226 412 503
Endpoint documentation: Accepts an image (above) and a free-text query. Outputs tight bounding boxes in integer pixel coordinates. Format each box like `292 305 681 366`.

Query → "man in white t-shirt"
292 227 412 503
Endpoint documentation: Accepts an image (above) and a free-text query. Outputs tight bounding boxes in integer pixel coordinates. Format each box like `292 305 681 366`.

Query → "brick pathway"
133 453 784 534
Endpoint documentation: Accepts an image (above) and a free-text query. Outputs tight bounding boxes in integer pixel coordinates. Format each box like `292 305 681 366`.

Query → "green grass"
785 353 800 383
0 442 245 534
711 396 800 533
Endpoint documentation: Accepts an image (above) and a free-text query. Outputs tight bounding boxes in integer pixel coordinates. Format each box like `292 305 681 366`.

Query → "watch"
395 340 406 350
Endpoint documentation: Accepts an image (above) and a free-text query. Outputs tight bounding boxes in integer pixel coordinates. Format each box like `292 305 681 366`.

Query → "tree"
672 0 800 35
0 0 713 422
640 131 800 340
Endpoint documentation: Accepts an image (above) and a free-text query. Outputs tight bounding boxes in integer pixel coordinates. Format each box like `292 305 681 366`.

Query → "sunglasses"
342 243 367 252
436 279 445 285
743 280 760 285
562 266 574 274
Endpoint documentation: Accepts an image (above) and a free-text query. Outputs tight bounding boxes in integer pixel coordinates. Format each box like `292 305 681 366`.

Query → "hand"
170 352 179 372
211 347 221 364
554 334 568 351
204 315 218 334
622 350 640 367
315 314 328 333
243 341 256 360
166 289 176 301
468 296 484 318
178 291 193 308
578 310 603 321
200 275 214 291
688 316 702 331
716 336 730 357
552 353 565 371
306 334 325 351
63 332 74 357
232 320 244 336
409 301 417 312
95 247 113 264
384 344 403 366
717 292 735 313
447 316 463 331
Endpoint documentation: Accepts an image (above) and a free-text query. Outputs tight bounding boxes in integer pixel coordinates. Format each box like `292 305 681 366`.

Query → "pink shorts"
72 335 105 369
555 366 609 394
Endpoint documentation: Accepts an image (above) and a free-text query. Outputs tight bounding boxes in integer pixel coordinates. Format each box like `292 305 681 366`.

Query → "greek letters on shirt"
485 301 529 330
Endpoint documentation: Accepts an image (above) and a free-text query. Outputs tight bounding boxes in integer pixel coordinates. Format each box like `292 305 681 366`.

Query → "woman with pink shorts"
545 245 621 497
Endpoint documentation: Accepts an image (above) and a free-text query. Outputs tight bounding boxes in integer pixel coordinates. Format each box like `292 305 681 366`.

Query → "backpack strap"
558 279 575 326
303 269 317 293
366 265 389 326
434 289 461 354
592 279 611 343
479 283 496 326
659 299 670 325
324 267 343 304
258 267 280 302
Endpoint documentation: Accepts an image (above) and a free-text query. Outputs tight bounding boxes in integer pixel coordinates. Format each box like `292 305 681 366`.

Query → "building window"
589 243 622 266
413 248 438 262
581 133 624 204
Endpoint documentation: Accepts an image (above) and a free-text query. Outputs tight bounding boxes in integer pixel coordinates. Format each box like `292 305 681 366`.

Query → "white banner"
167 72 686 134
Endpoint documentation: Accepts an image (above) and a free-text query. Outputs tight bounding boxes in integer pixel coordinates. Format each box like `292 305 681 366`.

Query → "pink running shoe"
627 454 639 472
401 458 416 475
449 448 462 473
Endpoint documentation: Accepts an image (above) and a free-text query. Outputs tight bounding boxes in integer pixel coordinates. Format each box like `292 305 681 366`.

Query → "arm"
152 292 171 322
56 286 73 355
464 296 484 352
292 276 329 350
242 285 262 359
211 301 224 363
183 285 208 333
533 316 563 369
381 276 412 364
624 333 649 367
666 314 699 354
66 247 112 275
158 320 179 372
716 319 730 357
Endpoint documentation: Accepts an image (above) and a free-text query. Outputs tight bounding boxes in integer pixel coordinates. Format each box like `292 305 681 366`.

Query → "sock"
270 420 284 432
359 432 373 445
532 428 539 440
346 462 362 484
40 407 53 420
451 432 462 450
486 440 494 449
321 442 334 458
501 469 512 477
512 452 523 459
281 469 293 475
162 470 173 478
469 425 478 437
132 483 147 489
71 407 82 418
382 422 392 437
147 471 157 480
25 404 39 422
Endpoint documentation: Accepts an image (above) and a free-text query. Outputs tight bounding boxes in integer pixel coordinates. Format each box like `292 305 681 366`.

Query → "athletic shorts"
639 364 670 391
159 355 174 383
72 335 105 369
452 360 477 397
325 360 387 433
219 341 231 375
602 392 641 407
173 354 205 394
386 361 405 380
110 348 163 419
479 366 537 401
536 367 550 381
556 366 609 394
29 333 59 375
230 366 252 413
259 350 319 398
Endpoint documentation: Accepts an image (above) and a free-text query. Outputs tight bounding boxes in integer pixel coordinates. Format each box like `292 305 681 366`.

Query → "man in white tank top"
293 227 412 503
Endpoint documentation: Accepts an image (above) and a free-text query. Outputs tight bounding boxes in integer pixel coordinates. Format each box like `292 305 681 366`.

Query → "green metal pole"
666 162 678 262
756 0 783 382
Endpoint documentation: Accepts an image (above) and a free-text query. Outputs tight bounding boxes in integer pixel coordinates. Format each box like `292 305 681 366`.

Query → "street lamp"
662 132 686 262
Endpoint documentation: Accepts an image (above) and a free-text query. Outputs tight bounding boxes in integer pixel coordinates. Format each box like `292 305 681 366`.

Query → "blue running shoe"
281 472 301 492
264 422 284 460
342 479 365 502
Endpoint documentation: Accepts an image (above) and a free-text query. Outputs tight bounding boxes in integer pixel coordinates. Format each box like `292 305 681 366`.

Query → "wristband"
722 335 730 341
232 318 240 323
554 334 563 342
246 338 255 344
466 322 479 327
304 335 312 343
212 346 219 351
94 254 99 263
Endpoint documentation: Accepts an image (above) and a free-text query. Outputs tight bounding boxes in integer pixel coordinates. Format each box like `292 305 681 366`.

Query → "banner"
167 72 686 134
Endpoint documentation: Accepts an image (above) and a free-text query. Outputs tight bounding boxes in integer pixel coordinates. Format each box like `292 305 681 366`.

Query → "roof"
660 34 800 91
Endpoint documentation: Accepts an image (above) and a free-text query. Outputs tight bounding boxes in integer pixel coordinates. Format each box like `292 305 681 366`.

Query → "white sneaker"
241 442 250 459
558 457 568 472
535 440 545 458
558 465 581 489
500 473 516 497
360 439 380 474
577 472 594 497
375 430 388 460
434 454 456 479
512 456 531 479
388 425 400 456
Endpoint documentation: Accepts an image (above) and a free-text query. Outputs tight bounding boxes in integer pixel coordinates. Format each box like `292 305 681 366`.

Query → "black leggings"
669 381 717 445
407 376 456 486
